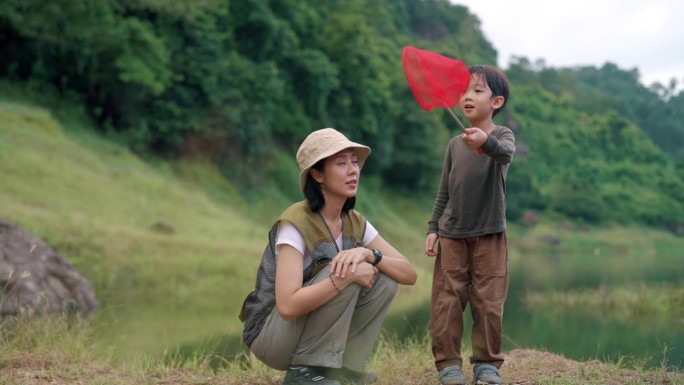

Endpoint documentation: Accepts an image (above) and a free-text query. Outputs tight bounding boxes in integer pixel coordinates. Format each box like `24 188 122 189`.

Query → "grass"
1 95 683 383
1 316 682 384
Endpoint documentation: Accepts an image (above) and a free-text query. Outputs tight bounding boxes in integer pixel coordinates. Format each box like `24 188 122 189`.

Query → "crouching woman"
240 128 417 385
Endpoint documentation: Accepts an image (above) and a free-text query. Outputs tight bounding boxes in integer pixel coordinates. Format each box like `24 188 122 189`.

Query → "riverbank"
1 341 680 385
2 315 681 385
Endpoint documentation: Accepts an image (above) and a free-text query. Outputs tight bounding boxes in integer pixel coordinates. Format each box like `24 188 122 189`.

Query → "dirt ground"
1 348 682 385
502 349 682 385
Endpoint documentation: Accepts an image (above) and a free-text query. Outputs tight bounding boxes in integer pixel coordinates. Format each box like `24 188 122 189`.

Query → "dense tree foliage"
1 0 682 231
508 58 684 162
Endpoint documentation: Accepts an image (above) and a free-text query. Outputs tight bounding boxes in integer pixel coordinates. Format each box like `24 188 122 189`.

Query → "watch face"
372 249 382 265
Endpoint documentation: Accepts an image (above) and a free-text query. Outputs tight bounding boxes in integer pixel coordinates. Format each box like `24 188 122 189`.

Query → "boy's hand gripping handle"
446 107 484 154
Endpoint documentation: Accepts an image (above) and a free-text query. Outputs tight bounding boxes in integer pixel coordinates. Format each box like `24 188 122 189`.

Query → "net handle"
444 105 466 132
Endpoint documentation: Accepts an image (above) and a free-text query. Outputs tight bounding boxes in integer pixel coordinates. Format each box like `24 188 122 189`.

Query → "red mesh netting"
402 46 470 111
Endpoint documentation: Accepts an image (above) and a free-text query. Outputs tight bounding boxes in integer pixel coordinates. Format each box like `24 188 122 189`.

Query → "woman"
240 128 417 385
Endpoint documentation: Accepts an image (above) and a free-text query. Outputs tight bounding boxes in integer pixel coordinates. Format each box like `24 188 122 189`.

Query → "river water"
384 246 684 370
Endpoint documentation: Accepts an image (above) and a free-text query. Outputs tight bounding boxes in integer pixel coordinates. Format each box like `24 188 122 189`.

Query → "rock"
150 221 175 234
0 220 99 319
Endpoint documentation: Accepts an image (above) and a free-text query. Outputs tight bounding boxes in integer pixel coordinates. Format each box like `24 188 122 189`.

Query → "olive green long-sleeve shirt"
428 126 515 238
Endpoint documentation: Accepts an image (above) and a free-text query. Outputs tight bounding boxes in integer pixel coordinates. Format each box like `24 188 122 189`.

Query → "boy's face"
459 74 504 123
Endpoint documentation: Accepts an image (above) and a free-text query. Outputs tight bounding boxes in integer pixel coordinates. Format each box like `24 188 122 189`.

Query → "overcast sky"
452 0 684 91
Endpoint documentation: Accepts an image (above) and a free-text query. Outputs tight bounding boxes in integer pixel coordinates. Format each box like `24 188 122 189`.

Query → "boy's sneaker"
283 365 341 385
473 363 502 385
324 367 378 384
438 365 466 385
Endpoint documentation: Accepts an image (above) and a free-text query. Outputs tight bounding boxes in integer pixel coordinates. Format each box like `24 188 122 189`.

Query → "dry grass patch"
1 348 682 385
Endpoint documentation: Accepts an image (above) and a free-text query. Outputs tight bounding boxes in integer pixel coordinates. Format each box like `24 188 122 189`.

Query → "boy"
425 65 514 385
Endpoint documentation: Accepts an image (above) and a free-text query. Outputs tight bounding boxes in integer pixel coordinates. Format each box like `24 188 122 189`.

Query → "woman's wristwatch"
371 248 383 266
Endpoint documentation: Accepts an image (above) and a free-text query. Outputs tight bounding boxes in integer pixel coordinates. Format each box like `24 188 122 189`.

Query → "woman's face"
313 149 360 199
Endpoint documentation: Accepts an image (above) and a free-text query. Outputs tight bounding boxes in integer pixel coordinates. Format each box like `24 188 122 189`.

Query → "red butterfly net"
402 46 482 154
402 46 470 111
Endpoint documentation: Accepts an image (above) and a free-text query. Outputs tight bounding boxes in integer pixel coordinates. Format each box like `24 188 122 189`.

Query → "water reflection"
503 292 683 369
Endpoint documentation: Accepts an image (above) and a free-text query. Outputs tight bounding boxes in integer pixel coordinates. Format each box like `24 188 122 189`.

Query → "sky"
452 0 684 91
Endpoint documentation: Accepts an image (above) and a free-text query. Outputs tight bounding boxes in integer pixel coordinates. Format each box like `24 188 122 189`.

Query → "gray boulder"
0 220 98 318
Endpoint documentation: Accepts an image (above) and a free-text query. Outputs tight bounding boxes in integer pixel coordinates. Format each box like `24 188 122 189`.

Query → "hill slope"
0 100 272 358
0 100 435 361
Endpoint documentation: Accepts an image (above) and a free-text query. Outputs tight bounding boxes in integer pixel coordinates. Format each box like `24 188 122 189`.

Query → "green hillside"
0 99 259 357
0 98 435 361
2 0 682 230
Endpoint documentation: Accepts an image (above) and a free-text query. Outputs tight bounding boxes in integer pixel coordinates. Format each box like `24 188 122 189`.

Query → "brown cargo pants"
430 232 509 371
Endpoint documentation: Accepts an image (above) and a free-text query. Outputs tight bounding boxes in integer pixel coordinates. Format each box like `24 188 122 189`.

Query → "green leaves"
114 18 171 96
1 0 682 230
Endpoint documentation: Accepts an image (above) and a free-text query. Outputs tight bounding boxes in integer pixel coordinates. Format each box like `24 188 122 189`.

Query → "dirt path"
1 349 681 384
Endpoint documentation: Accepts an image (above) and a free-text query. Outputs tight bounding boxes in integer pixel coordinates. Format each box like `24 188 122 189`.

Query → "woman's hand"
350 262 378 289
329 247 374 278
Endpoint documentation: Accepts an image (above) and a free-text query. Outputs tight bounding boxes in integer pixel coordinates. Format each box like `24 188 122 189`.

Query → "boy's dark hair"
303 159 356 213
469 65 509 117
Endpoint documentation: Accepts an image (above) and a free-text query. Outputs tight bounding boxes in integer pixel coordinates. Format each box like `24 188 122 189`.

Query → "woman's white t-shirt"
275 220 379 269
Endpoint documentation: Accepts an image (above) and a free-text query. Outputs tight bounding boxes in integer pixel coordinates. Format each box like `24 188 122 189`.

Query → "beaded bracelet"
329 274 341 293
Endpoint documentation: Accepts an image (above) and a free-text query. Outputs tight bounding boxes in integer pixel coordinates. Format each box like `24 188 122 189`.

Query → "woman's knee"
375 273 398 299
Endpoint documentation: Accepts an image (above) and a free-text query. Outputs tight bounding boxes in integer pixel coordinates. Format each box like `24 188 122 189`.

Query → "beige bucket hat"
296 128 371 192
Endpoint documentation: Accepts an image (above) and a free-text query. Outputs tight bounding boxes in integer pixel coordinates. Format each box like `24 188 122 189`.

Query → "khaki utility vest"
239 200 366 347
